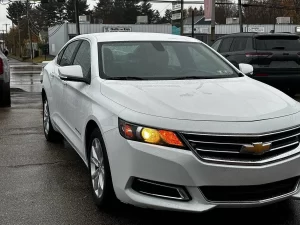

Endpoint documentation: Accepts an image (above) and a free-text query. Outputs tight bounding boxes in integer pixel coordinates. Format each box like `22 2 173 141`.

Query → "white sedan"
42 32 300 212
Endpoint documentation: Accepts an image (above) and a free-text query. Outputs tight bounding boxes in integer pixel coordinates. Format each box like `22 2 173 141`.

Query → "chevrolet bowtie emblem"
240 142 272 155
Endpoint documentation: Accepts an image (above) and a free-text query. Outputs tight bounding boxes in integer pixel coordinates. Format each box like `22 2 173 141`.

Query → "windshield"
255 36 300 51
98 41 239 80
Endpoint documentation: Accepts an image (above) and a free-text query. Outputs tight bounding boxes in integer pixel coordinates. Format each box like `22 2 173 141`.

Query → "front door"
63 40 92 156
52 40 81 130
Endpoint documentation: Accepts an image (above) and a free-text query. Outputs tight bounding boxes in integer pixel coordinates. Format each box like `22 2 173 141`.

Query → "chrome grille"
180 126 300 165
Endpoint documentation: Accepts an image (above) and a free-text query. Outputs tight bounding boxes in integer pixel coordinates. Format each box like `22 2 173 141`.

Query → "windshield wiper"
272 46 285 50
106 76 145 80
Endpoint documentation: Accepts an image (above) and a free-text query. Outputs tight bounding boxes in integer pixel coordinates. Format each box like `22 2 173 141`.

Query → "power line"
48 23 64 37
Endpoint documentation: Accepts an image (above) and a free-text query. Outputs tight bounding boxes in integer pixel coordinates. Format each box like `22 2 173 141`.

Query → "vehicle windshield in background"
254 36 300 51
98 41 239 80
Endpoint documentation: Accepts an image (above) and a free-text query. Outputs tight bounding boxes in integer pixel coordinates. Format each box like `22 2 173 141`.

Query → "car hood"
101 77 300 122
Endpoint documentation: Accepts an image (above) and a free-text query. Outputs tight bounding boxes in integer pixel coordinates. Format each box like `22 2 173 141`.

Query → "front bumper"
104 128 300 212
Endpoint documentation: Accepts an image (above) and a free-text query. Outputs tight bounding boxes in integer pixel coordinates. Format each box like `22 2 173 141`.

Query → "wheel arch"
84 119 104 163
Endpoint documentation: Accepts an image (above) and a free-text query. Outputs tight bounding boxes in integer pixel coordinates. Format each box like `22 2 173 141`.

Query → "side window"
73 40 91 79
230 38 248 51
56 48 65 65
211 39 222 51
219 38 233 53
59 41 80 66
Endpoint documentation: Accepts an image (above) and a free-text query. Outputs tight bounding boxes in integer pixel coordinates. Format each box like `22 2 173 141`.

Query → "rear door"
251 35 300 75
218 37 234 59
226 37 252 67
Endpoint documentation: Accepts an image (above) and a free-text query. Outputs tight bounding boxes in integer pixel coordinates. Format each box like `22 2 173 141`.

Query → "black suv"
211 32 300 96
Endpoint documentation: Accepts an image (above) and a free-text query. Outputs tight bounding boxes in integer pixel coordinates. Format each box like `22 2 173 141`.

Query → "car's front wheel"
88 128 117 209
43 97 62 142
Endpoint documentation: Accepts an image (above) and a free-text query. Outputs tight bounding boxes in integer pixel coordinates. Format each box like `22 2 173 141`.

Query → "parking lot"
2 59 300 224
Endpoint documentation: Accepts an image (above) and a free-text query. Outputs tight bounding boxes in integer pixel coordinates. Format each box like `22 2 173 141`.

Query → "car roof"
218 32 299 39
74 32 201 43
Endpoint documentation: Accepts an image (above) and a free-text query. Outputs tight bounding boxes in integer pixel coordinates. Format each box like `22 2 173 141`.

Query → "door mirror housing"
58 65 87 83
239 63 253 76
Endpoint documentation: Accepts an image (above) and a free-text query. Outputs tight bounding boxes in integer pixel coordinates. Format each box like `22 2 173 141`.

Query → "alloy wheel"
43 100 50 135
90 138 105 198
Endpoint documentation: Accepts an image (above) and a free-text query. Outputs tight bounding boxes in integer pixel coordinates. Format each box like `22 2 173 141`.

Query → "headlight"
118 118 187 149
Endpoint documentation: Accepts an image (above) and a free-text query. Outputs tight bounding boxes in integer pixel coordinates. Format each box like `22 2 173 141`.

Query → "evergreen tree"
140 1 161 24
6 1 28 25
64 0 89 23
93 0 114 24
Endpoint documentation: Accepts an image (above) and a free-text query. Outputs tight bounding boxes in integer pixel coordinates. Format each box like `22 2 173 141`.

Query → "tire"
88 128 117 209
43 97 62 142
0 82 10 107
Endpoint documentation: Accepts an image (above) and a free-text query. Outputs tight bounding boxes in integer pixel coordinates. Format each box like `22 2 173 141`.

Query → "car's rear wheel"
88 128 117 209
43 97 62 142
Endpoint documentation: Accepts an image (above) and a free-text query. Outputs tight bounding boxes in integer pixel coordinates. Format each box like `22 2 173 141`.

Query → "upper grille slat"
269 141 299 152
181 126 300 165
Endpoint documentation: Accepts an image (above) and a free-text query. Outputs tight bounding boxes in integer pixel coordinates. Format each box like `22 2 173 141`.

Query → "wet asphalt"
1 59 300 225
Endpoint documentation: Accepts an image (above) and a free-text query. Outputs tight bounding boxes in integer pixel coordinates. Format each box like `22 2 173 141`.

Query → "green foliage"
64 0 89 23
6 1 28 25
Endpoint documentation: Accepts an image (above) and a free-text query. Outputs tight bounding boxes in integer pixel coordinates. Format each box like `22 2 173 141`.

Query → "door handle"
224 54 229 57
50 72 55 78
62 81 67 86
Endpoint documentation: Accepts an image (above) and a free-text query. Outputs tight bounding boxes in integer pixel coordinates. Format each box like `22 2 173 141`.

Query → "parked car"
0 50 10 107
42 32 300 213
211 32 300 96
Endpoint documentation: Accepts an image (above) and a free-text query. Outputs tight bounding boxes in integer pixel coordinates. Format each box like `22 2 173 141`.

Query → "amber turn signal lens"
141 128 161 144
124 124 134 138
159 130 183 147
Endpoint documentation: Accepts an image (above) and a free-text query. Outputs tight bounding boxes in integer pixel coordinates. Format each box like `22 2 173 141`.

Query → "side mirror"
239 63 253 76
58 65 87 83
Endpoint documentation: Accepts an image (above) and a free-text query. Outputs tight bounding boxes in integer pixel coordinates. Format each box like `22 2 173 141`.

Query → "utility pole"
18 17 21 57
180 0 184 35
191 10 194 38
210 0 215 44
3 24 9 35
26 0 33 62
74 0 80 35
3 23 10 50
0 30 4 50
238 0 243 32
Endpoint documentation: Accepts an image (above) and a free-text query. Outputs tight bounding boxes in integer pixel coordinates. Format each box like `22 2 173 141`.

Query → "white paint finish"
104 127 300 211
239 63 253 76
42 33 300 212
101 77 300 122
58 65 84 78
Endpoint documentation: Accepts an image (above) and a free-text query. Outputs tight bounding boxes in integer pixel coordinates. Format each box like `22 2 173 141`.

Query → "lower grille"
180 125 300 165
200 177 300 203
131 178 190 201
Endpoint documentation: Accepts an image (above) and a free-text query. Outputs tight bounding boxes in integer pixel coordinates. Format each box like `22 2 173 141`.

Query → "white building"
48 23 300 55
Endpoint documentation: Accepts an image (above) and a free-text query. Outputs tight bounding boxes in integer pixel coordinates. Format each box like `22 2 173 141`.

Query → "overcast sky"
0 0 201 31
